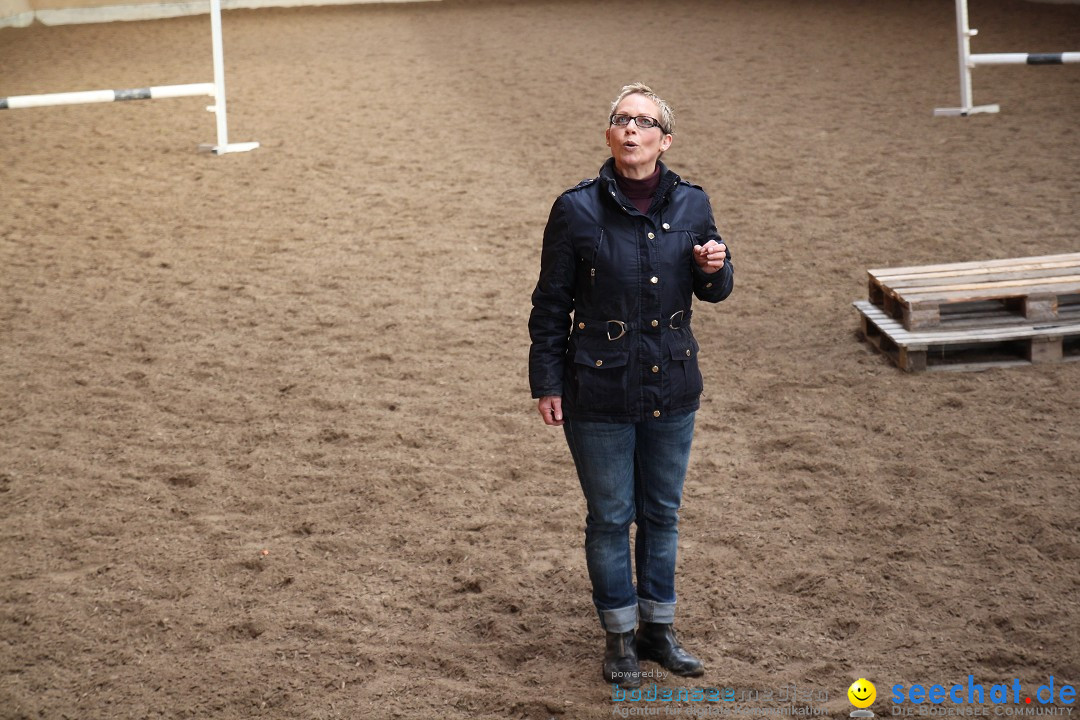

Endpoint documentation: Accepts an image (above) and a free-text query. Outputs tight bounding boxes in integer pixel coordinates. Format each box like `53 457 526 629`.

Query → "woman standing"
528 83 734 688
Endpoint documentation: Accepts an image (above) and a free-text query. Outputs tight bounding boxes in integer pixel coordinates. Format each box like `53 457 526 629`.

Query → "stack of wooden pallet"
853 252 1080 371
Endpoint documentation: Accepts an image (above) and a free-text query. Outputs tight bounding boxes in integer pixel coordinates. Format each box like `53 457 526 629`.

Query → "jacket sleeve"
693 202 734 303
529 197 575 398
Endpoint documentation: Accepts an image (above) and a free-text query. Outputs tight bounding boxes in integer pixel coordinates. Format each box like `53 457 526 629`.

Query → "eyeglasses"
609 114 667 133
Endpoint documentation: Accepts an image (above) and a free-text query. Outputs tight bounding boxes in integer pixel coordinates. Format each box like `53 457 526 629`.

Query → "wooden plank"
939 308 1080 327
899 345 926 372
899 276 1080 298
948 297 1077 323
1030 337 1063 364
892 295 1078 329
857 311 905 369
853 300 1080 345
868 279 885 306
867 252 1080 279
879 263 1080 290
904 306 941 329
1024 296 1058 322
857 300 1078 340
911 284 1080 310
926 359 1034 373
872 257 1080 284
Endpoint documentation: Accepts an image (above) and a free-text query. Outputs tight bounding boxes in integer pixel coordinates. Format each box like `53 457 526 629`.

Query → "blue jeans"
563 411 695 633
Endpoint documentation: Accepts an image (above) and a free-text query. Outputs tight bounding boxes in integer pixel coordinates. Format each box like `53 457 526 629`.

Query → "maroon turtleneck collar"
614 165 661 214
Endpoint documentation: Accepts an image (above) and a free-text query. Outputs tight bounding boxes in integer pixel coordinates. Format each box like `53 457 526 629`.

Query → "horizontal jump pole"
971 52 1080 66
0 83 216 110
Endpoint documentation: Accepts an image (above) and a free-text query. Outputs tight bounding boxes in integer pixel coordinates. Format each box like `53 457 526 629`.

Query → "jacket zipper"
591 229 604 287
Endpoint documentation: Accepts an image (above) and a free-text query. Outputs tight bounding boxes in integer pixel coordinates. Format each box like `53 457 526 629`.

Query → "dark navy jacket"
529 158 734 423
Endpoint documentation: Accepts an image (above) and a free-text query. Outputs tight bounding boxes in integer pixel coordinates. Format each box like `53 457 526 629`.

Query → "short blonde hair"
609 82 675 135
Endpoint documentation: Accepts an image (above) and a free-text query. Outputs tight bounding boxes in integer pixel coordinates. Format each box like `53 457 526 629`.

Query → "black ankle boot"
636 622 704 677
603 630 642 687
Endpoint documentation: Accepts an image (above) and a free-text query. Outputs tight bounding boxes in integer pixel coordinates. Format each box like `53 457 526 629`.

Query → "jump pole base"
199 141 260 155
933 104 1000 117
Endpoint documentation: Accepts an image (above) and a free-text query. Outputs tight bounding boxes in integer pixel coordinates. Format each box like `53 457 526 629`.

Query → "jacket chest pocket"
666 332 703 404
574 228 605 288
570 337 631 414
657 228 699 271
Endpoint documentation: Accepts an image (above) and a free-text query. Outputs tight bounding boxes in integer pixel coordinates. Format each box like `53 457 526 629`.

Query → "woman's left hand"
693 241 726 274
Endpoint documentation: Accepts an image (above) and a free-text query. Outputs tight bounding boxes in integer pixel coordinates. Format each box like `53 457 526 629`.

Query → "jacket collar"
599 158 681 214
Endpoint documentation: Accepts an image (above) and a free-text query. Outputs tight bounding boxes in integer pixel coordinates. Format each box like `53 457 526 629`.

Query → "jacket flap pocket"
668 339 698 361
574 344 630 369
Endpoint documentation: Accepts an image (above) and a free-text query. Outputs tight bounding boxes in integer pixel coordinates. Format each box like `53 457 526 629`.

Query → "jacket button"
647 232 655 240
662 223 670 230
651 319 659 328
578 322 585 329
650 276 658 284
705 282 713 288
686 349 692 357
595 359 603 367
653 410 661 417
652 365 659 373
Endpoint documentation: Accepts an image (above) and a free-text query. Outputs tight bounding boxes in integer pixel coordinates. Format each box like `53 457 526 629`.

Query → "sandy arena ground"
1 0 1079 718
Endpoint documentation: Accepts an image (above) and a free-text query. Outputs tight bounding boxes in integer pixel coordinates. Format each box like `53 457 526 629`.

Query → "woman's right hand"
694 240 727 273
537 396 564 426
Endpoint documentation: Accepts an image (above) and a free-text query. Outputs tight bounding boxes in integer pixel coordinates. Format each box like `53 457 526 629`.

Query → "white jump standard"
935 0 1079 116
0 0 256 154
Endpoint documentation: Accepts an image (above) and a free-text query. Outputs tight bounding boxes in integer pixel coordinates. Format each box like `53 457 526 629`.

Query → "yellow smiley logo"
848 678 876 708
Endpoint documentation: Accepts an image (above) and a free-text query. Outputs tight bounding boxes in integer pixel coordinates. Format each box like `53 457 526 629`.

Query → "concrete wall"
2 0 1075 29
0 0 34 27
1 0 435 27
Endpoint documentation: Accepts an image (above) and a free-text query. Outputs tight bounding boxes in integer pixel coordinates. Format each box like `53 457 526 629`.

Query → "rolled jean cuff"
600 604 639 633
638 598 676 624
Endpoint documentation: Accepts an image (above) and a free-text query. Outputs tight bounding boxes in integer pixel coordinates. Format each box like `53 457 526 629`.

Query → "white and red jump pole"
935 0 1079 116
0 0 257 154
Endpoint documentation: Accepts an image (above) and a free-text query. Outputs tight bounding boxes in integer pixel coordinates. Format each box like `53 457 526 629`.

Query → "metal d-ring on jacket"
529 158 734 423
